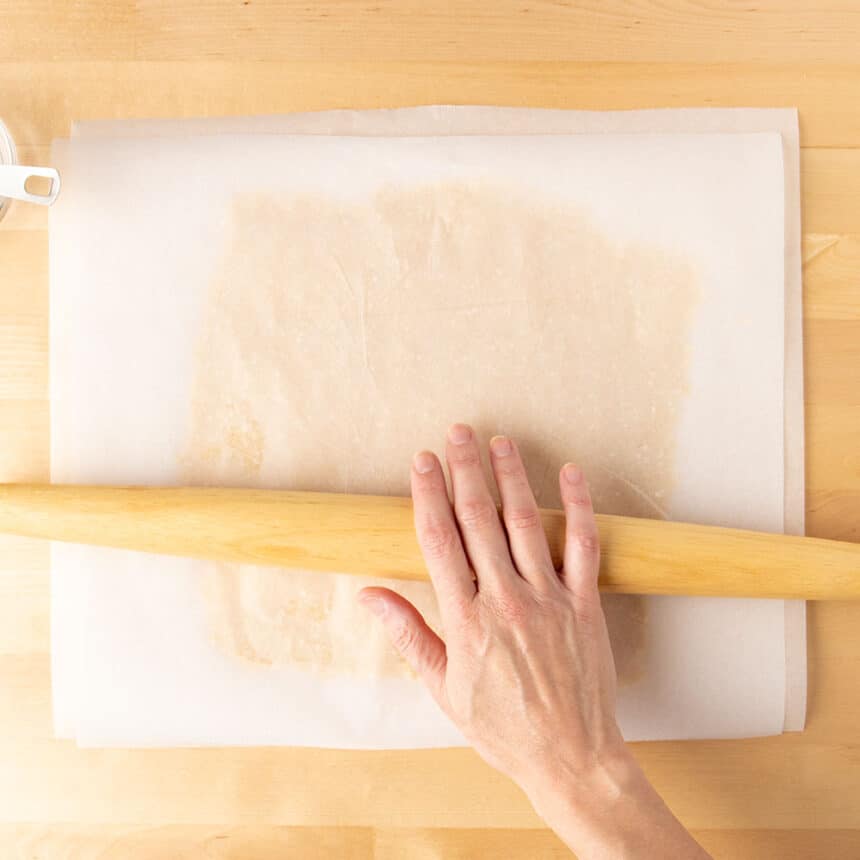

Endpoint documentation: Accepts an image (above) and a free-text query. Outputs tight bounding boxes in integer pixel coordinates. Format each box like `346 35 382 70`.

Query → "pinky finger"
559 463 601 598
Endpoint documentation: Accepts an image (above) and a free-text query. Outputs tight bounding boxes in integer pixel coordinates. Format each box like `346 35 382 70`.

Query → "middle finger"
489 435 557 591
445 423 518 591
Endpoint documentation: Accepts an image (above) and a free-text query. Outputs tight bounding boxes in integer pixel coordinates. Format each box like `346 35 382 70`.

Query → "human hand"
360 422 621 793
358 424 710 859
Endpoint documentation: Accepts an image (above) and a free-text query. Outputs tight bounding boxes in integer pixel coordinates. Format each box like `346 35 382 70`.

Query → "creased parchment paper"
50 108 804 748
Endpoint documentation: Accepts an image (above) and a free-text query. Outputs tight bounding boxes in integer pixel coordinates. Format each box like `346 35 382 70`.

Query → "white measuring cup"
0 119 61 222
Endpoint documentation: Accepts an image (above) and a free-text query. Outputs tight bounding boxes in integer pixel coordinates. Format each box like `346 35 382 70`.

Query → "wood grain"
803 149 860 233
804 235 860 321
2 2 860 63
0 400 49 480
0 533 48 574
2 824 860 860
1 3 860 856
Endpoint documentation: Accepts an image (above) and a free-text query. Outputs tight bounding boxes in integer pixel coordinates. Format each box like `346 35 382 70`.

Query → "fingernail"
413 451 436 474
563 462 583 485
447 423 472 445
490 435 513 457
360 596 387 618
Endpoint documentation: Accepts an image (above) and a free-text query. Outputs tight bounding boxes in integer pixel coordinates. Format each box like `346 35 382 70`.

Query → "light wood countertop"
1 3 859 856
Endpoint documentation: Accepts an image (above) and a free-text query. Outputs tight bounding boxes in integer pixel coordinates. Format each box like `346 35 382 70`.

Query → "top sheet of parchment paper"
50 109 803 748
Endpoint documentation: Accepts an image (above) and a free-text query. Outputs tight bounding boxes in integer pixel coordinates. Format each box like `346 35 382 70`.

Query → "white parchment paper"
50 108 804 748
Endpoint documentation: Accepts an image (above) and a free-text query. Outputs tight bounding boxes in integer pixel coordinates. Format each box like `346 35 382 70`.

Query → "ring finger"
489 435 556 590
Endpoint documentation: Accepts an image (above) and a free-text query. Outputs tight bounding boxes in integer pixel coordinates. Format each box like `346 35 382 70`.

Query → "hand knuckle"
495 460 525 480
457 499 498 530
450 448 482 468
392 623 418 654
533 590 568 616
568 530 600 555
486 591 528 624
420 521 458 561
504 506 541 531
423 645 447 677
571 593 600 626
565 495 592 509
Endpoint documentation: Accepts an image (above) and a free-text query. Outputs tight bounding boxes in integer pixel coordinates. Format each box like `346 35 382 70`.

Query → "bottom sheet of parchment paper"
50 107 804 748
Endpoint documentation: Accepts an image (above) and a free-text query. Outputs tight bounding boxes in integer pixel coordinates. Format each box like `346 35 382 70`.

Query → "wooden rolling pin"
0 484 857 599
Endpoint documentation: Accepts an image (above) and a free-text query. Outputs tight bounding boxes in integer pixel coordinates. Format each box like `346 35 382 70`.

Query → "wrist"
524 742 708 859
525 740 647 829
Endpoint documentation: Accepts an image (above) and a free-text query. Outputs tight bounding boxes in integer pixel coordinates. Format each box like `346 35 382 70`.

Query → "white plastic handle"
0 164 61 206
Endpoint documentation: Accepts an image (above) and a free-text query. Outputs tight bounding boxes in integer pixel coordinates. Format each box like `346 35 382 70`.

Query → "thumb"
358 586 448 706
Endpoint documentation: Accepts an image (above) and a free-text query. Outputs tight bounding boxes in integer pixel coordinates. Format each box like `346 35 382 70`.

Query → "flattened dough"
183 182 698 683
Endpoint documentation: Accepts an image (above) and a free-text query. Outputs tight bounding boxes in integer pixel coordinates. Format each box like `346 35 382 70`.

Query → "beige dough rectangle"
182 182 699 684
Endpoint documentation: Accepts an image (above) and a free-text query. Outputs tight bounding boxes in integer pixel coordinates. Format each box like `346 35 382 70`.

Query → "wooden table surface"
1 3 859 857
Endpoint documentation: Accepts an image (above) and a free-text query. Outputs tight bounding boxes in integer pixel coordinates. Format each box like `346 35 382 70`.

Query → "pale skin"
358 423 712 859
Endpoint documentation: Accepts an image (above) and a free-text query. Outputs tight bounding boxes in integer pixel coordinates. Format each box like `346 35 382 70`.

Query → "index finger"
411 450 476 621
